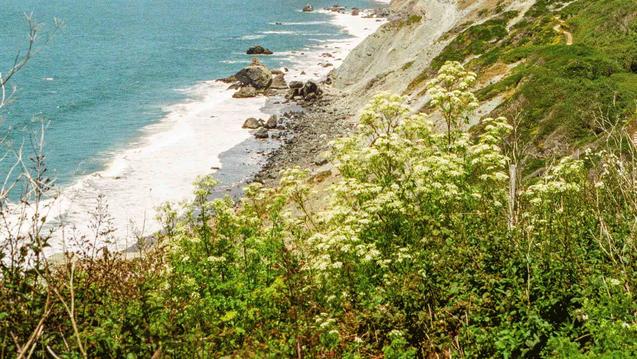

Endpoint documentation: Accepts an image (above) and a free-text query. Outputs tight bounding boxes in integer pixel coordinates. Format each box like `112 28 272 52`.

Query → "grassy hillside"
411 0 637 172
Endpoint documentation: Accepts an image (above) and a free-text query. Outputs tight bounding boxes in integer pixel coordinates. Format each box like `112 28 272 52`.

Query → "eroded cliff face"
334 0 637 171
334 0 536 109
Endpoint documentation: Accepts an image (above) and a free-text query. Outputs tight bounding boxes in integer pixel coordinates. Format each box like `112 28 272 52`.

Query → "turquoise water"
0 0 381 189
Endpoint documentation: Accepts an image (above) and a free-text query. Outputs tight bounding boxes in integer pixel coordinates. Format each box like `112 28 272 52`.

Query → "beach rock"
351 8 360 16
233 86 257 98
301 80 322 99
246 45 273 55
242 117 261 129
326 4 346 13
302 4 313 12
254 127 269 139
235 58 273 89
289 81 304 89
270 74 288 89
218 75 237 83
264 115 278 129
271 69 284 75
321 63 333 68
288 80 323 102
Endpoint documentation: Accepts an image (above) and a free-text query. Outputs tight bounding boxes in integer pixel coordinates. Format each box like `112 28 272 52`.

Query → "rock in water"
270 74 288 89
235 58 273 89
254 128 269 139
352 8 360 16
246 45 273 55
242 117 261 129
264 115 278 129
302 4 313 12
233 86 257 98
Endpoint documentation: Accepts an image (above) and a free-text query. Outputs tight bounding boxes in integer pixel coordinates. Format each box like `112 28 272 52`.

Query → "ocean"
0 0 386 250
0 0 382 186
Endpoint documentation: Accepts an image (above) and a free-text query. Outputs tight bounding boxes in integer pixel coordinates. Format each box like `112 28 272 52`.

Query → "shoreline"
36 6 387 255
209 9 389 196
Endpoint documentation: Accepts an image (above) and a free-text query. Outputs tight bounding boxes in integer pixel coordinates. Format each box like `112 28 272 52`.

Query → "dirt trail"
553 18 573 45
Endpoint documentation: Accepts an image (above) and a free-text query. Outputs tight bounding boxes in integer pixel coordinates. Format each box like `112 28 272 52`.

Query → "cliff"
333 0 637 172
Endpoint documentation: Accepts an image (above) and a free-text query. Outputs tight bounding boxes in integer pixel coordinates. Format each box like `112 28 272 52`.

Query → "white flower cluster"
305 63 513 285
427 61 480 132
525 157 584 206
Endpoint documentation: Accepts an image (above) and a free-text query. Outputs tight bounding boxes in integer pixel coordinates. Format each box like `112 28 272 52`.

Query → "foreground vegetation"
2 62 636 357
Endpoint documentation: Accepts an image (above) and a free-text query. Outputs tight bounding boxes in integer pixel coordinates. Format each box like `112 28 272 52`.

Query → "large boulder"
233 86 257 98
234 58 273 89
242 117 262 129
302 4 313 12
246 45 273 55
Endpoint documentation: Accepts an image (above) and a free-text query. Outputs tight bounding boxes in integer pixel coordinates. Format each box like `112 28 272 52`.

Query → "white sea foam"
220 59 250 64
12 6 387 255
240 34 266 40
269 21 328 26
259 30 298 35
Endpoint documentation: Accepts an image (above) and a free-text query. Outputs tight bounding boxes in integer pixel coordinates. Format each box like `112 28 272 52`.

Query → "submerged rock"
303 4 314 12
246 45 273 55
235 58 273 89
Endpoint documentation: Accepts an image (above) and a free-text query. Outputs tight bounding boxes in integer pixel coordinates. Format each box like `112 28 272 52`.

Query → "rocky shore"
211 6 389 190
253 88 356 186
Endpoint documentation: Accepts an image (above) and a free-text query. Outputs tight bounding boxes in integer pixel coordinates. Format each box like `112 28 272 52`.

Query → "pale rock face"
332 0 535 110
